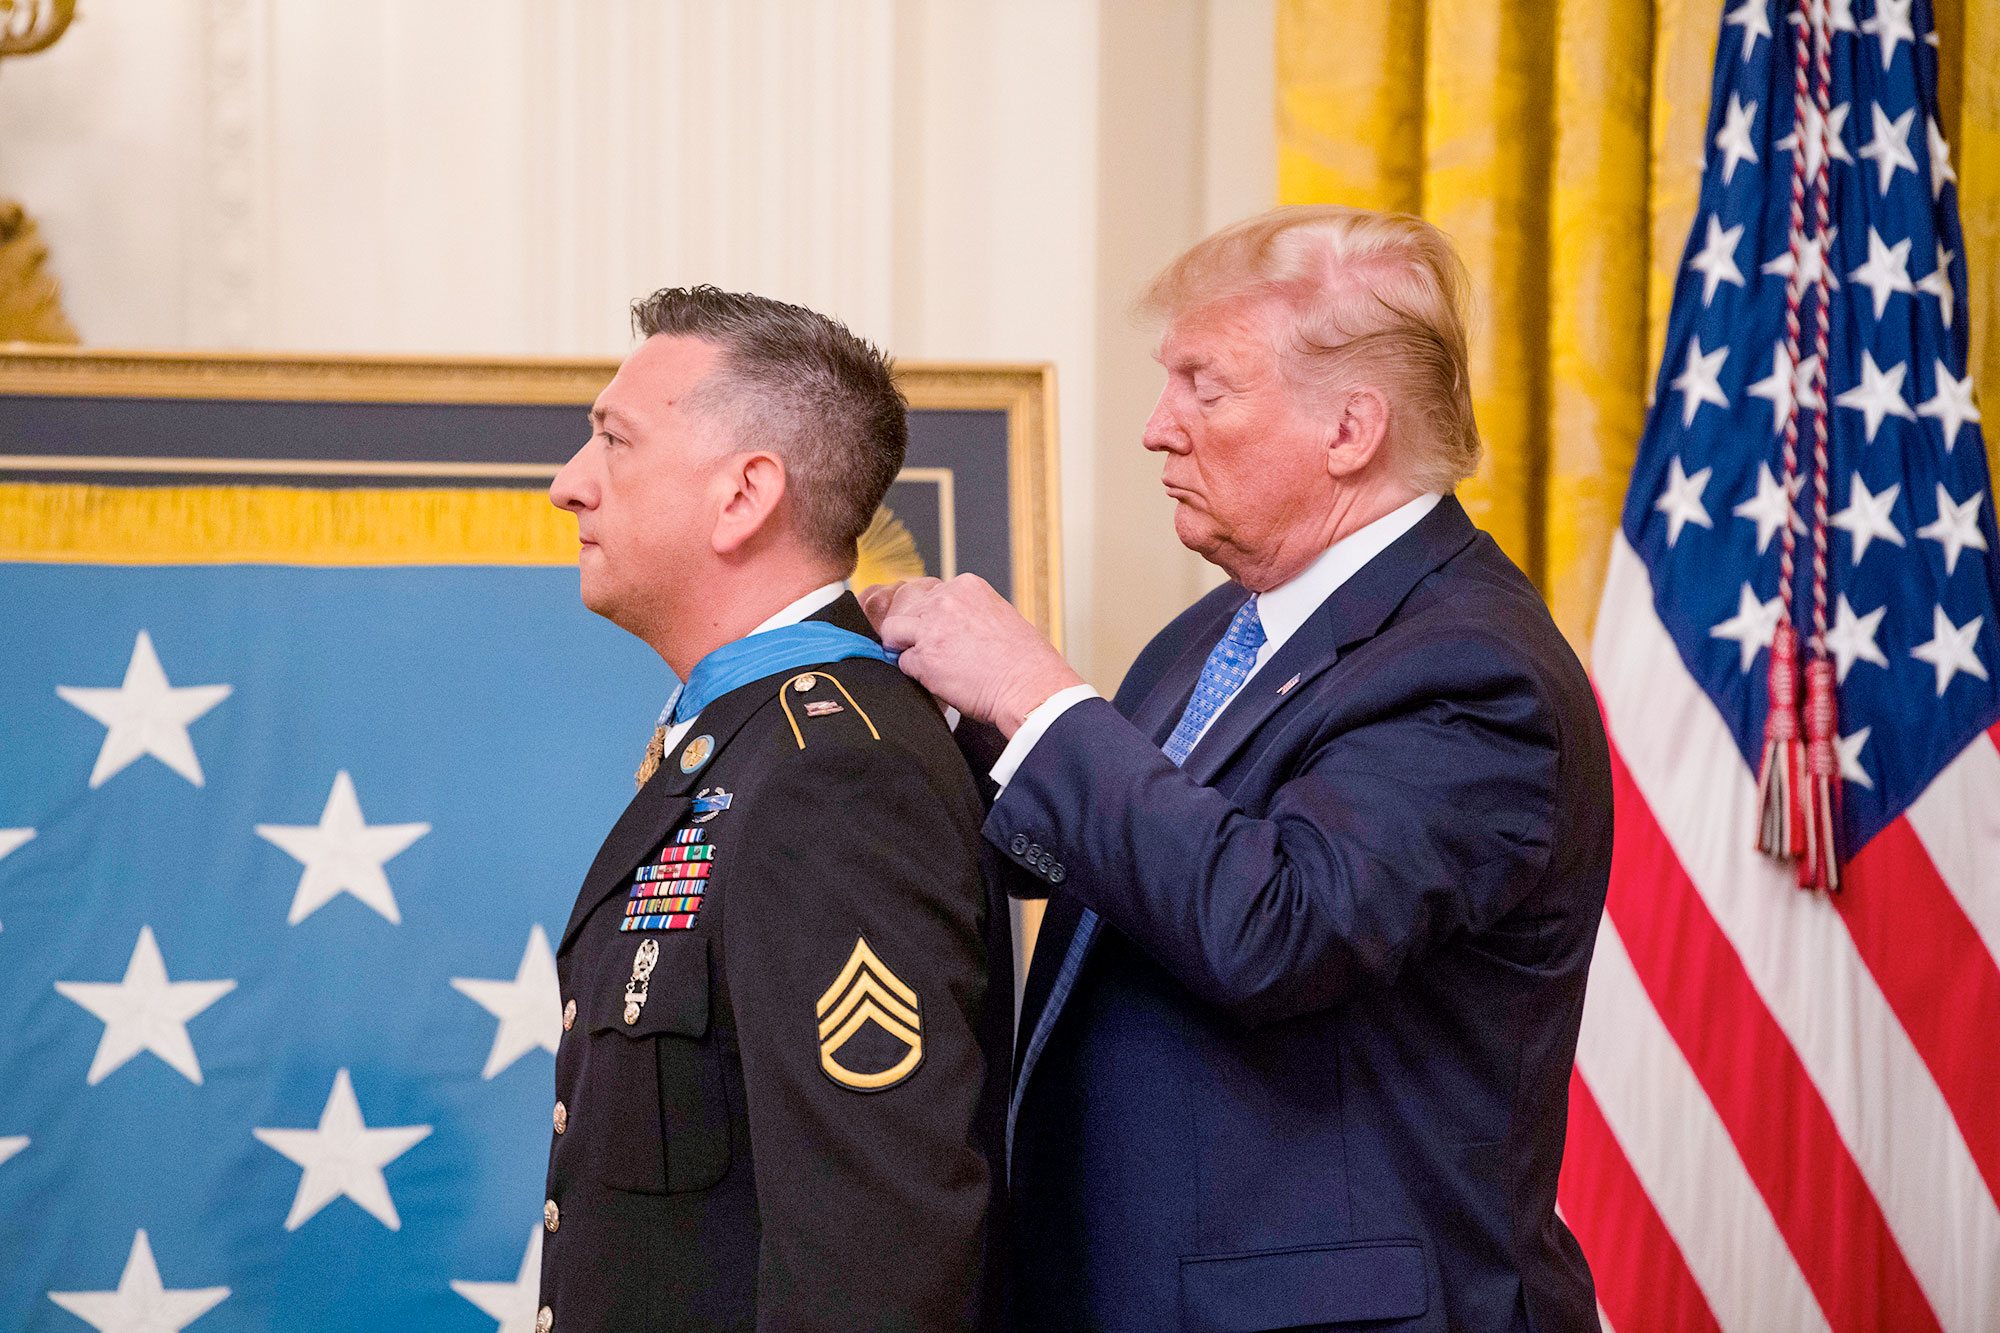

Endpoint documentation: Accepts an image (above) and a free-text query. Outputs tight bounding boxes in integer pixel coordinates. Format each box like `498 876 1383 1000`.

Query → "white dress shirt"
990 492 1441 787
656 580 849 756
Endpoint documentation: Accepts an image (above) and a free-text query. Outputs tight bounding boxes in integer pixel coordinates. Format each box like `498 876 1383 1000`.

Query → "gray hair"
631 285 907 568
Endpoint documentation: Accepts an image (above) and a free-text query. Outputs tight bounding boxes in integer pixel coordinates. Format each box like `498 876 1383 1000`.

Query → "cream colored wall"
0 0 1273 688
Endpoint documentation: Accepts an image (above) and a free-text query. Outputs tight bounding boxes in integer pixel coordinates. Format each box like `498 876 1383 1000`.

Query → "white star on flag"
1857 103 1918 194
1847 226 1915 318
54 926 236 1086
1916 243 1956 328
257 771 431 926
1688 216 1746 305
1733 463 1807 553
253 1068 432 1232
56 631 232 789
1775 101 1852 178
1823 594 1890 682
1910 605 1989 695
1670 337 1731 427
0 1136 26 1168
1713 93 1760 185
452 1227 544 1333
1710 582 1786 672
1837 727 1875 790
1745 342 1824 435
1835 350 1916 442
1916 361 1980 452
1917 484 1989 576
1654 456 1715 546
452 925 563 1080
1724 0 1771 61
0 827 34 932
1861 0 1915 70
46 1230 229 1333
1927 116 1957 199
1831 473 1906 564
1762 226 1842 292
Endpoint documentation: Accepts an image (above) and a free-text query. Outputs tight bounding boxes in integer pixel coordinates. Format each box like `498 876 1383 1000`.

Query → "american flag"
1557 1 2000 1330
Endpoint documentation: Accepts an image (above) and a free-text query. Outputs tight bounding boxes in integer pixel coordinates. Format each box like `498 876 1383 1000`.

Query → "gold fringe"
0 482 576 565
852 505 926 590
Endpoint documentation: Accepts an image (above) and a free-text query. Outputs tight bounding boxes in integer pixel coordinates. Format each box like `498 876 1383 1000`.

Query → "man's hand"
859 576 1085 737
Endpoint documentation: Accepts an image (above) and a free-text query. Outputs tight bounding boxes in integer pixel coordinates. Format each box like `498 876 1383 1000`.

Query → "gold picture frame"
0 346 1063 645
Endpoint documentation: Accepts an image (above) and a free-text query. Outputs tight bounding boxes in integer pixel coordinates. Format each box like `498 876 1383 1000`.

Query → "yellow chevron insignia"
814 936 922 1092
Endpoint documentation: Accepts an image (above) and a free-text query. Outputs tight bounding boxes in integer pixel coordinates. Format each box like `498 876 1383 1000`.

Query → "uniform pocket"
582 934 732 1194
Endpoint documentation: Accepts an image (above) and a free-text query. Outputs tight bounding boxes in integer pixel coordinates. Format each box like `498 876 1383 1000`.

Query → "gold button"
544 1198 560 1232
553 1101 567 1135
562 998 576 1031
536 1307 553 1333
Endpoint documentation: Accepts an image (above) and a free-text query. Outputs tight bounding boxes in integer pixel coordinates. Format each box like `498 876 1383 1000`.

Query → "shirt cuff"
989 684 1101 791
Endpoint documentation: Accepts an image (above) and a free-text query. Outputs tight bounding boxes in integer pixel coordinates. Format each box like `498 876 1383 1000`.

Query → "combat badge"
691 786 733 823
814 937 922 1092
624 937 660 1024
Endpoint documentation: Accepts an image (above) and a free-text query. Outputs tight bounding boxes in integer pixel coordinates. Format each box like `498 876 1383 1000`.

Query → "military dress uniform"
539 595 1010 1333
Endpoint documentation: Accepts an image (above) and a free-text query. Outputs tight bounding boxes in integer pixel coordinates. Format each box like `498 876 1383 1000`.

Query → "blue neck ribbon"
668 622 895 725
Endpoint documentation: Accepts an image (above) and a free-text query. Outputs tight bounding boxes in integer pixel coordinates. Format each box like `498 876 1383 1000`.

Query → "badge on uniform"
691 786 732 823
624 937 660 1025
680 734 714 773
815 937 922 1092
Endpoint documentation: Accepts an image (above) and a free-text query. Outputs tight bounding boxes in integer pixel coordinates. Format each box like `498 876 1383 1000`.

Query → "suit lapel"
1010 498 1483 1123
1180 497 1478 785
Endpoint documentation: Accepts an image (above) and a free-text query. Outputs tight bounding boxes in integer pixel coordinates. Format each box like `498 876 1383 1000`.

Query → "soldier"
540 286 1009 1332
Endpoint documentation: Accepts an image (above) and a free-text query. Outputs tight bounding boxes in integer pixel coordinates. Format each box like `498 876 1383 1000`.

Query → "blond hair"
1140 205 1481 493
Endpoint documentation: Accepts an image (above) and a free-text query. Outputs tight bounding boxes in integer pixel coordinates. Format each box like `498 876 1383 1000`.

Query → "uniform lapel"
559 592 880 956
557 677 777 956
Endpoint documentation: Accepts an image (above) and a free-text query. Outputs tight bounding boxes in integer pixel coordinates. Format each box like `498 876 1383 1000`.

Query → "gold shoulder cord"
778 671 880 749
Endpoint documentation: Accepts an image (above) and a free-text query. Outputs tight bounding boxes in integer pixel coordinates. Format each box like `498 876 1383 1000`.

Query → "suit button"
562 998 576 1031
553 1101 567 1135
544 1199 560 1232
1048 863 1066 884
1010 834 1029 855
536 1307 554 1333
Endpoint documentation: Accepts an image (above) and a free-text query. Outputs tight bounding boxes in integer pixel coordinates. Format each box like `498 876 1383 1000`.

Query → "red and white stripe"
1564 535 2000 1332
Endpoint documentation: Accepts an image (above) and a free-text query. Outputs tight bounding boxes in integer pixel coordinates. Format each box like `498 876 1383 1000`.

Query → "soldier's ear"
711 450 788 555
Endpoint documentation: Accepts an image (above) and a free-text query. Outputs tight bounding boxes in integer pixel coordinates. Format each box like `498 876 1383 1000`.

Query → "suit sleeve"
721 739 997 1332
987 627 1561 1027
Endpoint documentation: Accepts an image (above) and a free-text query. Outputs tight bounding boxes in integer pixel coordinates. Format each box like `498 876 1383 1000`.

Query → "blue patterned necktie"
1162 596 1266 766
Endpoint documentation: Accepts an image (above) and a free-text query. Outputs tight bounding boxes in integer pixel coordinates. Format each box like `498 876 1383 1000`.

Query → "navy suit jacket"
990 497 1611 1332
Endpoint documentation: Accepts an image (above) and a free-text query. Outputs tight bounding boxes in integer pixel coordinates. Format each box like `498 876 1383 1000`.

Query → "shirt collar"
1254 493 1442 651
748 579 849 636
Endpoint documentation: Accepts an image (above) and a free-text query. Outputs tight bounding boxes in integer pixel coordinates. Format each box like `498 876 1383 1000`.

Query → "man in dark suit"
867 206 1611 1331
542 286 1008 1332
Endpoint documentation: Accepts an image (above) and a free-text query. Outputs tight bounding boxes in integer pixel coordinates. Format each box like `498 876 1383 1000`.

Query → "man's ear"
711 451 788 556
1325 384 1390 479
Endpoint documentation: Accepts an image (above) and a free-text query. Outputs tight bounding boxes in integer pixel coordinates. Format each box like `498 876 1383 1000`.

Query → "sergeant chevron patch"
814 937 922 1092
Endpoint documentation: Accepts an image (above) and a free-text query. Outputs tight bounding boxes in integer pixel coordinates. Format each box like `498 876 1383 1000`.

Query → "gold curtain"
1277 0 2000 651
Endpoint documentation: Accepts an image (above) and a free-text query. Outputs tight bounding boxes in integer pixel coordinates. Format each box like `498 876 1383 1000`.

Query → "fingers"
878 611 921 652
856 581 897 629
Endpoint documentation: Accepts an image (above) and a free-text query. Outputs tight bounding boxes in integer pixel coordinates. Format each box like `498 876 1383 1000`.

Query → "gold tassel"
634 724 666 789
